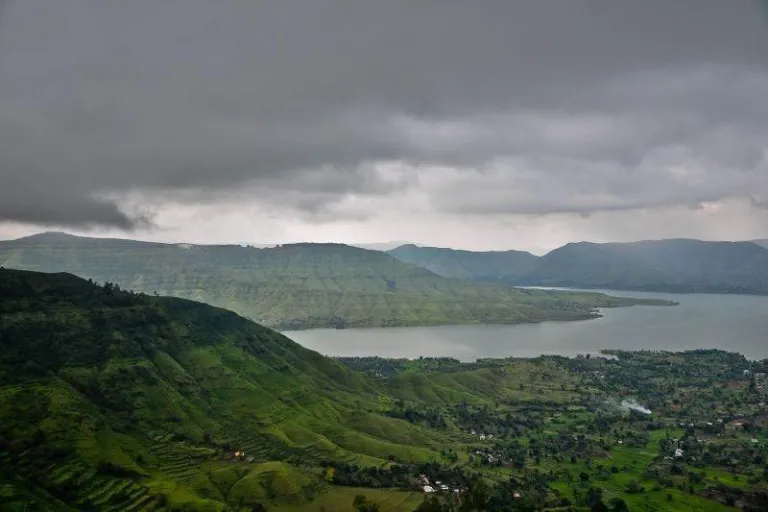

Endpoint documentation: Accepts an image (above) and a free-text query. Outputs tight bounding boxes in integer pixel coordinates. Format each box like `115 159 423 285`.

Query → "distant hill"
0 232 669 330
388 244 538 281
389 239 768 295
352 241 418 251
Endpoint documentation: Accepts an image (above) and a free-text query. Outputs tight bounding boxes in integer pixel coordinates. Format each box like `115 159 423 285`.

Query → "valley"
1 2 765 510
1 269 766 511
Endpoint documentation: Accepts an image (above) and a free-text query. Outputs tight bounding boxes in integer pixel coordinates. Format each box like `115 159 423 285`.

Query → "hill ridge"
389 238 768 295
0 233 671 330
0 268 432 510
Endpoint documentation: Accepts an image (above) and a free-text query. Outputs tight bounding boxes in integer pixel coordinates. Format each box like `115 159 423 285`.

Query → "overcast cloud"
1 0 767 250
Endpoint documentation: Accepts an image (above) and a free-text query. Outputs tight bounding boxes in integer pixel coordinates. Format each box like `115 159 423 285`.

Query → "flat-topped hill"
0 233 672 330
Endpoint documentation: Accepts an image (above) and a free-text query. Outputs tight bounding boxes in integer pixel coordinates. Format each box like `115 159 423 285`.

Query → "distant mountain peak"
16 230 79 241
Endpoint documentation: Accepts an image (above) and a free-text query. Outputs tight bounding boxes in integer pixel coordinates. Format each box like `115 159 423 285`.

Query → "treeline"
336 356 465 379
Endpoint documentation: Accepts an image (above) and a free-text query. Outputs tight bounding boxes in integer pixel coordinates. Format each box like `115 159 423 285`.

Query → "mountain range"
0 232 668 331
389 239 768 295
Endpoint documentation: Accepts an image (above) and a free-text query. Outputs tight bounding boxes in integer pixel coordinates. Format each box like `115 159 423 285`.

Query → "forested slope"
389 239 768 295
0 269 448 510
0 232 671 330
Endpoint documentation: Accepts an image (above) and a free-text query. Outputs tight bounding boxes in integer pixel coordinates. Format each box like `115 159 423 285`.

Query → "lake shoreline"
284 288 768 362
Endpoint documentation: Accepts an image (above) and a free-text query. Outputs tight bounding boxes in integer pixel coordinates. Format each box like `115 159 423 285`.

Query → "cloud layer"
0 0 767 236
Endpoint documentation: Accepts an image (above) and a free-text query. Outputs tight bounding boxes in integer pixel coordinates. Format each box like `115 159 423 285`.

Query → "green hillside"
516 239 768 294
0 270 759 511
389 239 768 295
387 244 538 282
0 232 671 330
0 268 448 511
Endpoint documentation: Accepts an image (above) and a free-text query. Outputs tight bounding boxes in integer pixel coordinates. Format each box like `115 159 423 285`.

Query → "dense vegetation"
0 232 671 330
387 245 538 283
1 268 767 510
0 269 387 510
389 239 768 295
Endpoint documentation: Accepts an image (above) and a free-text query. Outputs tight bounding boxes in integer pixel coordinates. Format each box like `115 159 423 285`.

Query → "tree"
414 496 446 512
585 486 603 507
625 480 644 494
353 494 380 512
460 478 490 511
609 497 630 512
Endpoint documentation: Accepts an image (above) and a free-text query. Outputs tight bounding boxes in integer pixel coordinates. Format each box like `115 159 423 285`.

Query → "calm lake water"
283 289 768 361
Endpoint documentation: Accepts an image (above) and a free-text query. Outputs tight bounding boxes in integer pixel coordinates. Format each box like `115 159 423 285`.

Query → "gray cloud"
0 0 767 228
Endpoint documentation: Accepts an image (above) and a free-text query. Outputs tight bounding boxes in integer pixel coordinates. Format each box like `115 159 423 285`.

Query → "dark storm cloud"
0 0 767 227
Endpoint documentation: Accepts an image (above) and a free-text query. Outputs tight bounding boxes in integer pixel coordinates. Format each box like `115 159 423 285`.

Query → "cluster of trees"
336 356 465 379
453 403 540 436
408 471 632 511
386 403 448 429
330 462 413 488
329 461 481 493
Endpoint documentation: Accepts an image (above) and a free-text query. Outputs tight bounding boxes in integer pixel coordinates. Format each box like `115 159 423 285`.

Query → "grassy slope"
0 232 671 330
390 239 768 295
0 269 453 511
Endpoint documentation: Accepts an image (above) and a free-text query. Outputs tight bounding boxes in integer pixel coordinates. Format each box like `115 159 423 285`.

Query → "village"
338 349 768 509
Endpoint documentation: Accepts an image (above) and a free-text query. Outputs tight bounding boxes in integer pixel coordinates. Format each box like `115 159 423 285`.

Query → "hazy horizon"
1 1 767 253
2 229 767 257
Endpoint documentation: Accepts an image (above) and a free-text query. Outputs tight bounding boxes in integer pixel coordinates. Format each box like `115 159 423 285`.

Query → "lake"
283 289 768 361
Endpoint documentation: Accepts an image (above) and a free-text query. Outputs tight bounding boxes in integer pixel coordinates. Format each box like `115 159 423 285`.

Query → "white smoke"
620 399 651 415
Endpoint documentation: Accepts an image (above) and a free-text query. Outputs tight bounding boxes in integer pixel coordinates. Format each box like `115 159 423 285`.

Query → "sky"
1 1 767 254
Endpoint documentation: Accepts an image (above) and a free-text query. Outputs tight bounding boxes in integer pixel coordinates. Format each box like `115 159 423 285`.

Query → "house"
423 486 435 493
479 434 486 440
440 484 449 492
674 448 684 458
